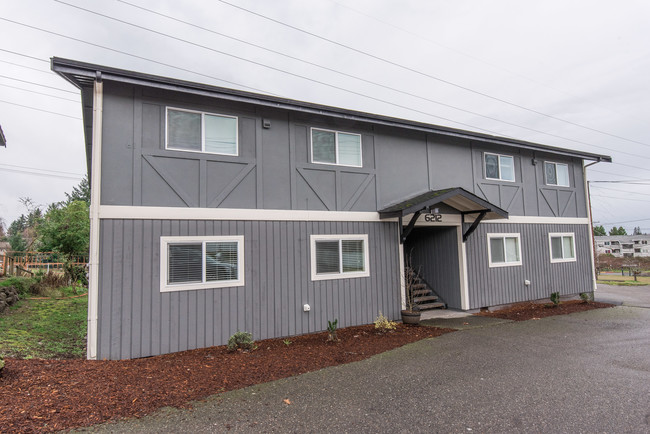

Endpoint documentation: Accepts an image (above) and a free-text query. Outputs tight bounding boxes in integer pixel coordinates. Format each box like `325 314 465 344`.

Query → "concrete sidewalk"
81 306 650 433
595 283 650 308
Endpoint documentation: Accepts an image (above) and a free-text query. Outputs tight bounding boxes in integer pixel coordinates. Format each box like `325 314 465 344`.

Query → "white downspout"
87 78 103 360
584 160 600 292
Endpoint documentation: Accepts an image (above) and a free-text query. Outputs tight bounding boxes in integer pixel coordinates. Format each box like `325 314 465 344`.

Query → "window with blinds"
487 233 522 267
311 235 369 281
549 233 576 263
161 236 244 292
311 128 362 167
166 107 238 156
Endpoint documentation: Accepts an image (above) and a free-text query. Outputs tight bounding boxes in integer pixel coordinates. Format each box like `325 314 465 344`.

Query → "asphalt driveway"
83 304 650 433
596 283 650 308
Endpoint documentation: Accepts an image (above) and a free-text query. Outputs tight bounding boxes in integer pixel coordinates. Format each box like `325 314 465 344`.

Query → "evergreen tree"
593 225 606 236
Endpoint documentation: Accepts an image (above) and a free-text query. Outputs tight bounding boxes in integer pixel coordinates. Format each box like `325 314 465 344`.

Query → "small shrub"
580 292 593 303
327 319 338 342
374 311 397 332
227 331 256 351
64 262 88 287
282 339 292 346
550 292 561 306
0 276 36 297
0 356 4 376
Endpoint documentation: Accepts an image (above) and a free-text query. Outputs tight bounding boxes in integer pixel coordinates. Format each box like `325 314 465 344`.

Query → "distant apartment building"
595 235 650 257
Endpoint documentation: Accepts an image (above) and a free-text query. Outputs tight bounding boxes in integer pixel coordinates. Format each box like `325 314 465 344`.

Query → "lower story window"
549 233 576 263
310 234 370 281
487 233 522 267
160 235 244 292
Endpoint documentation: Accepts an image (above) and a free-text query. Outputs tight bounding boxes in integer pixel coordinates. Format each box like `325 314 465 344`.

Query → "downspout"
87 76 103 360
584 160 600 293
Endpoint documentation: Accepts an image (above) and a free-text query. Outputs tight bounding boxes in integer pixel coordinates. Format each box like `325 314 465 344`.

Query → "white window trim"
544 161 570 187
310 234 370 281
487 233 522 268
165 106 239 156
310 127 363 168
160 235 244 292
549 232 577 263
484 152 515 182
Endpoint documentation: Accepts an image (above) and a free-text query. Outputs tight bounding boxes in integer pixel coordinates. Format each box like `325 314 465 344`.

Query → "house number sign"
424 213 442 222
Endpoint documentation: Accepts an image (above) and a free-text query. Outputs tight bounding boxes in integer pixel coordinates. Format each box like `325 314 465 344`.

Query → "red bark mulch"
476 299 614 321
0 324 453 433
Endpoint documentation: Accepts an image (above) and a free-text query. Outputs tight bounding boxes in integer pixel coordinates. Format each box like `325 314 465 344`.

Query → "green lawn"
0 295 87 359
597 274 650 286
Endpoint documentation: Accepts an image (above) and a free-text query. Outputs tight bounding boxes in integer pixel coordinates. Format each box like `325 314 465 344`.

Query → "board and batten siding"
464 223 592 310
97 218 401 359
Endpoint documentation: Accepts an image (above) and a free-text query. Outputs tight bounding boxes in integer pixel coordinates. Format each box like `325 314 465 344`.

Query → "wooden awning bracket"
399 209 424 244
461 210 488 242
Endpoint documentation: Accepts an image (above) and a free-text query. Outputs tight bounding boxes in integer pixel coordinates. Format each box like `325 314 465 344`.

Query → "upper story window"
544 162 569 187
549 233 576 263
604 241 610 245
166 107 238 156
487 233 522 267
160 235 244 292
484 153 514 182
310 234 370 281
311 128 362 167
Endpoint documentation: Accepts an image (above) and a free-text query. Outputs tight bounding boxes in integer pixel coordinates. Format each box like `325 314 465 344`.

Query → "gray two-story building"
53 58 611 360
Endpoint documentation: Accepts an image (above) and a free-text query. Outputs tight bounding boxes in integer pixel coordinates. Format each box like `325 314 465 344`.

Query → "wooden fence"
0 251 88 277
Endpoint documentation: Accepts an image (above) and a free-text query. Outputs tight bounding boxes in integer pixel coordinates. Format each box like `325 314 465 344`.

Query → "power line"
114 0 647 161
0 73 78 94
35 4 505 135
600 217 650 225
216 0 650 149
591 194 650 202
328 0 645 126
590 185 650 197
0 167 83 180
0 59 53 75
589 179 650 184
0 83 80 102
0 163 84 176
589 168 648 181
0 48 49 63
0 99 81 120
0 16 276 96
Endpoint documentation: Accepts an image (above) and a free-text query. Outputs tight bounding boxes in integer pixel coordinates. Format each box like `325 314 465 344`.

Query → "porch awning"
379 187 508 220
379 188 509 243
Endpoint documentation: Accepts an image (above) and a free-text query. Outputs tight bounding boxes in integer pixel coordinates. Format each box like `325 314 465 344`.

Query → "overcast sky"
1 0 649 233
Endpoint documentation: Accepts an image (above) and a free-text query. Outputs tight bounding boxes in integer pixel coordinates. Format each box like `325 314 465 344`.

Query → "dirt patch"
476 300 614 321
0 324 453 433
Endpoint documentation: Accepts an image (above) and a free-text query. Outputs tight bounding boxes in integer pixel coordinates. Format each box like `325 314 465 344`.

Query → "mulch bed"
476 300 614 321
0 324 453 433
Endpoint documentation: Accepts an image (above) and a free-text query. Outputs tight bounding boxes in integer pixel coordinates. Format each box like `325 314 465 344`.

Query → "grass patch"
596 274 650 285
597 280 648 287
0 295 87 359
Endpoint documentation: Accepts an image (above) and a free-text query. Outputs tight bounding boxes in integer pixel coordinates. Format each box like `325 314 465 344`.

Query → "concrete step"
414 295 438 303
418 302 446 310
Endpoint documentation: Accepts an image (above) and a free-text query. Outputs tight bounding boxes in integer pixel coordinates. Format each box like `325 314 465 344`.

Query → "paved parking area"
596 283 650 308
84 305 650 433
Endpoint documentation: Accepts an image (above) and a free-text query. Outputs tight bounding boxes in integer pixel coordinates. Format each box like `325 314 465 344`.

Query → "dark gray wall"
99 82 588 217
464 223 592 309
97 219 401 360
406 227 462 309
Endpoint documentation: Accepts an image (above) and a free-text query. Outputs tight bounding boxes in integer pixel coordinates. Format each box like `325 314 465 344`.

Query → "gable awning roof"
379 187 508 220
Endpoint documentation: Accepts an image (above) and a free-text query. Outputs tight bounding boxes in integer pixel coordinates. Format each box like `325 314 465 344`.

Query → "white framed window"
549 232 576 263
160 235 244 292
166 107 238 156
484 153 515 182
310 128 362 167
544 162 570 187
487 233 522 267
310 234 370 281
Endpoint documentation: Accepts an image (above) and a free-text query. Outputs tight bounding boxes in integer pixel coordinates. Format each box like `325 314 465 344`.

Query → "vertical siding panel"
195 221 206 349
110 220 123 359
151 220 162 356
286 221 296 336
169 221 181 354
99 221 113 359
273 222 282 337
280 221 289 336
252 221 261 341
140 220 152 357
243 221 253 337
303 221 314 333
131 220 142 358
259 221 268 340
160 220 171 356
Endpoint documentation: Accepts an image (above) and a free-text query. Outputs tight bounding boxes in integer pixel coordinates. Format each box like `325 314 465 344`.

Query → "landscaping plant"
374 311 397 332
327 318 339 341
580 292 593 303
226 331 256 351
550 292 561 306
282 339 291 346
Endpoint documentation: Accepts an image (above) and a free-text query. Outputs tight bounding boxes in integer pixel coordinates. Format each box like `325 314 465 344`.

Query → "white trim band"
472 216 589 225
99 205 389 222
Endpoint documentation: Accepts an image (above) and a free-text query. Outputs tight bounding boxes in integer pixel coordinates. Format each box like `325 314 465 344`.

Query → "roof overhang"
50 57 612 164
379 187 508 220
